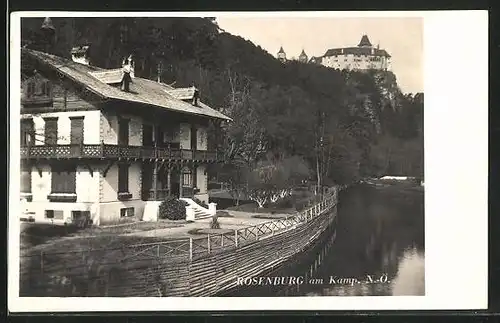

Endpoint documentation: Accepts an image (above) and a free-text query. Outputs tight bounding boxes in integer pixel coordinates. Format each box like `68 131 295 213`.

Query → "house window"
43 82 52 96
120 207 135 217
20 119 34 146
118 163 132 200
26 82 35 97
118 163 129 192
44 118 58 145
51 163 76 194
20 165 31 193
45 210 64 220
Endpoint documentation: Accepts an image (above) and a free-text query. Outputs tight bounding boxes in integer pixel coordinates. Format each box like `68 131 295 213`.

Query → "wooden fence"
20 187 339 297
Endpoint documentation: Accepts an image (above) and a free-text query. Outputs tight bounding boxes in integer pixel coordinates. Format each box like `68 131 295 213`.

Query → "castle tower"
298 49 308 63
357 34 372 48
277 46 287 63
40 17 56 54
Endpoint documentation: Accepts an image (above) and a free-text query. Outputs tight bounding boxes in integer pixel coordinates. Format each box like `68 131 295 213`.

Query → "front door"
170 169 180 198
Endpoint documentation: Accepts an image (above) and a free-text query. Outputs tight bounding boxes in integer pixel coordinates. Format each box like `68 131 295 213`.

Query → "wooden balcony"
20 144 224 162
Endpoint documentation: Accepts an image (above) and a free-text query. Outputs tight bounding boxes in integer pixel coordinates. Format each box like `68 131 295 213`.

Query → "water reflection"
221 184 425 297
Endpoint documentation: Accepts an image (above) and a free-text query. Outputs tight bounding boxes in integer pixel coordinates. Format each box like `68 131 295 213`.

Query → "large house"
19 41 231 225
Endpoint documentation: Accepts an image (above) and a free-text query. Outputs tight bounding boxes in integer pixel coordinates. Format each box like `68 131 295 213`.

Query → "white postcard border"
8 10 488 312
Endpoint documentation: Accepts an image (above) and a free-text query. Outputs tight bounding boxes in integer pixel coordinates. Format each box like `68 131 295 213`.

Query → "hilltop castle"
277 35 392 72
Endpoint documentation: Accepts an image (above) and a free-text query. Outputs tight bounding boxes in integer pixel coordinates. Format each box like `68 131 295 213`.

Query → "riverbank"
20 189 339 297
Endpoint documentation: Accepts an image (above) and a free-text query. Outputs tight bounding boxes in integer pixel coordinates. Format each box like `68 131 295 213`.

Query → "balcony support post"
152 159 158 201
83 162 94 177
152 124 158 201
179 166 183 198
167 165 172 198
102 160 116 178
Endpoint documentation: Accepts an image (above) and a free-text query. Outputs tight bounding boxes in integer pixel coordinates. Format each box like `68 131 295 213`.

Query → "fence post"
221 233 224 247
156 244 160 258
207 234 211 254
189 238 193 261
235 229 238 247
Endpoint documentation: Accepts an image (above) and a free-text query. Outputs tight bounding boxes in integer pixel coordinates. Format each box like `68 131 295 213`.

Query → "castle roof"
278 46 285 54
22 48 231 121
358 35 372 47
299 49 307 57
323 46 391 58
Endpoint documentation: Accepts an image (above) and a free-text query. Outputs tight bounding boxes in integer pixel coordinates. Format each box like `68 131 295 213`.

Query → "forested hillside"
21 17 424 191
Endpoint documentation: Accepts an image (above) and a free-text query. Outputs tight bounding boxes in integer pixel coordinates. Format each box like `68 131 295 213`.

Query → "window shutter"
70 117 84 144
118 164 129 193
51 164 76 193
44 118 58 145
118 118 129 146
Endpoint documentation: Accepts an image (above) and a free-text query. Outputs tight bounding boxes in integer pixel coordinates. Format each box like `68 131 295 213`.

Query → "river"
219 183 425 297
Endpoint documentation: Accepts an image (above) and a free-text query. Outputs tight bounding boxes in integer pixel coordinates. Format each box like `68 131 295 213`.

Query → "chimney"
121 55 134 92
192 87 199 106
122 55 135 79
71 45 91 65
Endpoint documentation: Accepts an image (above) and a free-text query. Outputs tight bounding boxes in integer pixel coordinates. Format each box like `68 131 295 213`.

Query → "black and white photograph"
8 11 487 312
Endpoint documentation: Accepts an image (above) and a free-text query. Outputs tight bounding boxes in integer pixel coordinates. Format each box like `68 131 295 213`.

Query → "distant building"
298 49 308 63
277 46 287 63
313 35 392 71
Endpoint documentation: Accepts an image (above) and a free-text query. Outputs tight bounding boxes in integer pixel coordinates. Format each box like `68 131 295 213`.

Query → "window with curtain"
51 163 76 193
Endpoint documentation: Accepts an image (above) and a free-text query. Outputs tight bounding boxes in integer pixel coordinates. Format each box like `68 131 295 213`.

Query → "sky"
216 16 423 94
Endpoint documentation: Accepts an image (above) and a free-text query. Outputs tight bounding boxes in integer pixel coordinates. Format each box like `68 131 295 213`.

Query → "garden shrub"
158 196 186 220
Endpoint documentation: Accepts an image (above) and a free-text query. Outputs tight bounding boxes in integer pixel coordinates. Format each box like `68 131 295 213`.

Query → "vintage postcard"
8 11 488 312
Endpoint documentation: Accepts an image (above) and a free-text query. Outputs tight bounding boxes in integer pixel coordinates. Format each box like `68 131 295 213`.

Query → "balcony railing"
20 144 223 162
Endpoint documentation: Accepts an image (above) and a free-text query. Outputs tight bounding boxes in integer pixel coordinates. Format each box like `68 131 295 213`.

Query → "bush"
192 197 209 209
158 196 187 220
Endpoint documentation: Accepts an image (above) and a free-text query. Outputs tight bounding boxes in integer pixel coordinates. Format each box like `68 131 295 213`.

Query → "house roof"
358 35 372 47
88 69 125 84
324 46 391 58
22 48 232 121
164 87 197 100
